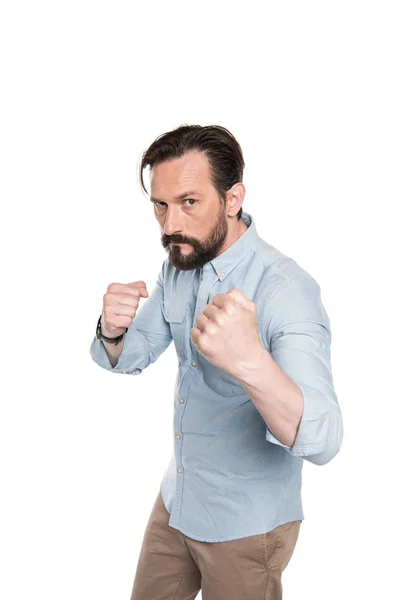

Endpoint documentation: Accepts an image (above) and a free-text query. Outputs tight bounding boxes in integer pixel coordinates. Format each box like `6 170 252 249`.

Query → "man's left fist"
190 288 264 377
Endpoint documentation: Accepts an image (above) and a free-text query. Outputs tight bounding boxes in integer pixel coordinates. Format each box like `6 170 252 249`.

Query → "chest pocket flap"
164 301 187 323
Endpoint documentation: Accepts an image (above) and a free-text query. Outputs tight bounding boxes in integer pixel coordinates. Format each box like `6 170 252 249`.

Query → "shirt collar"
205 211 258 282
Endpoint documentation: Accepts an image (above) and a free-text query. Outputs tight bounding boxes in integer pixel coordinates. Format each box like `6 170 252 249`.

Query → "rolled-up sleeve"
264 277 343 465
89 260 172 374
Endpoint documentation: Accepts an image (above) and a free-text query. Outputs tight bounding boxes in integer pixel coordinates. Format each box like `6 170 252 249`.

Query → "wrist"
231 344 270 383
96 314 127 345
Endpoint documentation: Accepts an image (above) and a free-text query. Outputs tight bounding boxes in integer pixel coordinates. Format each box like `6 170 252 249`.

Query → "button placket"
170 363 202 528
199 271 210 299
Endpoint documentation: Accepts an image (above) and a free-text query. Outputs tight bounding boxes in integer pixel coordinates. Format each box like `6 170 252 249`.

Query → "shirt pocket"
163 299 187 361
201 361 247 397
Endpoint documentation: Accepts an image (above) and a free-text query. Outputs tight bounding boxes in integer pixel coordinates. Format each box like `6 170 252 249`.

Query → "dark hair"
139 124 245 220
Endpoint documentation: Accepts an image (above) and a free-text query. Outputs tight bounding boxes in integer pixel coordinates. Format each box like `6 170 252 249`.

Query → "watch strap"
96 314 128 345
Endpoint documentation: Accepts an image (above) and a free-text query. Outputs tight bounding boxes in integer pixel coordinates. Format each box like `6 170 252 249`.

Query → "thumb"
127 281 149 297
226 288 251 308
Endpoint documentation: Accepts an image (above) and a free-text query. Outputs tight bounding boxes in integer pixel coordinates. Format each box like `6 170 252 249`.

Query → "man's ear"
227 182 246 216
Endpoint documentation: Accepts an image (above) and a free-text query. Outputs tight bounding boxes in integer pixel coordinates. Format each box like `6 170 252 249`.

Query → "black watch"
96 314 128 346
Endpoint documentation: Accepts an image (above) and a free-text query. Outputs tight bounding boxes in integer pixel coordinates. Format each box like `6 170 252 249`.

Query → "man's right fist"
100 281 149 338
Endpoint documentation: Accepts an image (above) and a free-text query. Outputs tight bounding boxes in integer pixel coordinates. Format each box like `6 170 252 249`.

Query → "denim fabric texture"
89 211 343 542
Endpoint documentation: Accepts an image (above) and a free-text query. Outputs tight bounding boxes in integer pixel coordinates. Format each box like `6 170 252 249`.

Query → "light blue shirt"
89 211 343 542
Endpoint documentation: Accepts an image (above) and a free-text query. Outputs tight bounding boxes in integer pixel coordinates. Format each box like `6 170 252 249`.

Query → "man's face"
150 151 229 271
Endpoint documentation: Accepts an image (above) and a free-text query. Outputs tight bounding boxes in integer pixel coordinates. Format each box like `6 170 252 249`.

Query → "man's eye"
154 200 195 209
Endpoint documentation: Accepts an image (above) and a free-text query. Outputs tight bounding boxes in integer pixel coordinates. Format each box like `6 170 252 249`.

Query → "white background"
1 1 399 598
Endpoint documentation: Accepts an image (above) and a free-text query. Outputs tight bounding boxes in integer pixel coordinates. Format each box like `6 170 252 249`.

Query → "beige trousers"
130 490 301 600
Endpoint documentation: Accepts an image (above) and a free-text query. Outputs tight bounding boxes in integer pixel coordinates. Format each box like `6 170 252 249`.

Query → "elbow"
290 402 343 466
303 439 342 466
302 409 344 466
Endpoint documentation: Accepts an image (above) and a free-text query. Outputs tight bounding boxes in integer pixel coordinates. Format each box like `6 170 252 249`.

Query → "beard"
161 201 228 271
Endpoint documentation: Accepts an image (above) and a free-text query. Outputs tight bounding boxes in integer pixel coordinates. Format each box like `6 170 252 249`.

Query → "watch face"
95 313 125 343
96 315 102 332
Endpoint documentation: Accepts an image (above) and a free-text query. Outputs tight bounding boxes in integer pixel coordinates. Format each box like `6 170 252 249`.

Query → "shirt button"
191 361 197 367
179 397 185 404
177 466 183 473
175 433 181 439
166 312 169 318
200 278 203 283
220 272 225 277
121 370 127 374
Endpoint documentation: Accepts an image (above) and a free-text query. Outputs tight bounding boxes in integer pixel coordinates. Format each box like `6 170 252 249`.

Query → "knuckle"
214 315 223 327
128 294 138 306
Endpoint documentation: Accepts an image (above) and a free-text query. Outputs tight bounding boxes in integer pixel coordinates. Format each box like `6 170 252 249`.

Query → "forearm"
102 337 125 368
233 347 304 448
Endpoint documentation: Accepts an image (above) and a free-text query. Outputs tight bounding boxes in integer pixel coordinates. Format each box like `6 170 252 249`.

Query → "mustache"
163 237 191 245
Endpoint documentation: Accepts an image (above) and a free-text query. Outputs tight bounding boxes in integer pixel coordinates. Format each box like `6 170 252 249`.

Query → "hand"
190 288 264 377
101 280 149 338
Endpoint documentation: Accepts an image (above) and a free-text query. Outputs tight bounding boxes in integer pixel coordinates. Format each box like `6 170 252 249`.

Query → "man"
89 124 343 599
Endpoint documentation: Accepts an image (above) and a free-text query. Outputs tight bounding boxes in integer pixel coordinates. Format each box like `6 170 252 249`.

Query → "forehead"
150 151 212 194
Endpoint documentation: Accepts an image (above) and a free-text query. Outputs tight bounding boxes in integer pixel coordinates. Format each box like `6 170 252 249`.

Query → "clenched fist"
190 288 264 378
101 280 149 338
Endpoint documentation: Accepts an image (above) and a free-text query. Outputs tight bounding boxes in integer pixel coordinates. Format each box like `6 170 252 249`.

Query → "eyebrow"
150 191 202 203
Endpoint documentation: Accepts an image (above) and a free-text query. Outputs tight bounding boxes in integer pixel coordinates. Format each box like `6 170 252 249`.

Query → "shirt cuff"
265 382 331 457
89 327 146 374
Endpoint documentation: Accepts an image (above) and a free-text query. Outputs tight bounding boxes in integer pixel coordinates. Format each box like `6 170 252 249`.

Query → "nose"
163 207 183 237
